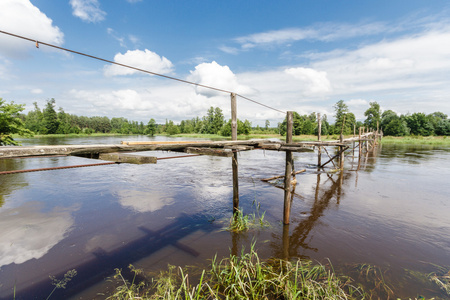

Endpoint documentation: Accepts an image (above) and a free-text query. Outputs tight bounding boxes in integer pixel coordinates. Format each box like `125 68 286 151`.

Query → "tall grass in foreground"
107 244 364 299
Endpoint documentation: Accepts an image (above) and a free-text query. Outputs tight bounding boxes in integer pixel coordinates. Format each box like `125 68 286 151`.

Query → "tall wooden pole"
357 126 362 171
317 113 322 167
283 111 294 225
231 93 239 214
339 133 344 169
231 93 237 141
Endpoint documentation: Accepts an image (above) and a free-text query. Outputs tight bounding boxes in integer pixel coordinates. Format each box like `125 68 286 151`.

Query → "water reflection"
0 159 29 207
1 137 449 298
0 201 77 267
115 189 174 213
272 170 352 259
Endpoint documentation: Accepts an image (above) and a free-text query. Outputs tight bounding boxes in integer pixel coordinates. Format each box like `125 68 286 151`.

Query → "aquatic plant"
227 209 270 233
428 266 450 296
107 264 149 300
46 269 77 300
107 244 364 299
348 263 393 298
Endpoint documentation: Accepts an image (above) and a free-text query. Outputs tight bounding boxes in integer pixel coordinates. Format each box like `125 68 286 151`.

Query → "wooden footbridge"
0 31 383 225
0 109 381 225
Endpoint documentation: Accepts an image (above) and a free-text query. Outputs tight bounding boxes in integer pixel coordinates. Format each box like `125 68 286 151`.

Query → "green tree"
213 107 224 134
333 100 355 134
405 113 434 136
56 107 72 134
221 119 251 136
364 101 381 130
43 98 60 134
25 102 46 133
201 107 224 134
146 118 157 136
0 98 33 145
166 120 180 135
427 112 448 136
381 110 409 136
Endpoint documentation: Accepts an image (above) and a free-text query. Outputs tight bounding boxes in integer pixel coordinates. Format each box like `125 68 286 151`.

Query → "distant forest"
19 98 450 137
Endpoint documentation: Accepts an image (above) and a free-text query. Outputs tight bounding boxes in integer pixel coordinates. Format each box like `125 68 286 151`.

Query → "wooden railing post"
283 111 294 225
317 113 322 167
231 93 239 214
231 93 237 141
357 126 362 171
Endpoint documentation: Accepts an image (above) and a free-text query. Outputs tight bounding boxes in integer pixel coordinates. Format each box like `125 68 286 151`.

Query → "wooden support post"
283 111 294 225
339 133 344 169
375 121 379 145
319 146 349 168
282 224 290 260
232 152 239 214
231 93 237 141
231 93 239 214
353 123 356 156
317 113 322 167
357 127 362 171
365 127 369 152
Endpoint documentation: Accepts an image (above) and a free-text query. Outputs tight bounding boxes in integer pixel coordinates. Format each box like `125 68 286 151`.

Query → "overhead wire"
0 30 287 115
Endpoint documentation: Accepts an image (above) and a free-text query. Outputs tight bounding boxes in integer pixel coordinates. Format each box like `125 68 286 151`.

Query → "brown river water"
0 136 449 299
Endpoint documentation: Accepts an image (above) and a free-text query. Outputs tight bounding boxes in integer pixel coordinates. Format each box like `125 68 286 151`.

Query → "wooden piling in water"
357 127 362 171
231 93 239 214
339 133 344 169
283 111 294 225
317 113 322 167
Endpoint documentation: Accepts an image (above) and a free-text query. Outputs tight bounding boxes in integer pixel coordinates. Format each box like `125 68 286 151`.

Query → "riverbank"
12 133 450 145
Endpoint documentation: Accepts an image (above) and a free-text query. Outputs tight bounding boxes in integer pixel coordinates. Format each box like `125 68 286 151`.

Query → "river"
0 136 449 299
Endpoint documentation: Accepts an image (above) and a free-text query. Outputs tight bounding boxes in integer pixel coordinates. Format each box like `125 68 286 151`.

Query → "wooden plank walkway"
0 132 377 160
0 140 265 159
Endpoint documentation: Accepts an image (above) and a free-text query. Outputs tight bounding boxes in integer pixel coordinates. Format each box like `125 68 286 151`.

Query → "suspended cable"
0 30 286 114
236 93 286 114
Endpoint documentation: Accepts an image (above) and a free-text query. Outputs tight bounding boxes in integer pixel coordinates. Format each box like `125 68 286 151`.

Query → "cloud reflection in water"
115 189 174 213
0 202 77 267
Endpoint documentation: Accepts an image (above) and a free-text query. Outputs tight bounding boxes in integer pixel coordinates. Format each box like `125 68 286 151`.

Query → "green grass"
227 209 270 233
380 135 450 145
106 244 365 299
14 132 450 145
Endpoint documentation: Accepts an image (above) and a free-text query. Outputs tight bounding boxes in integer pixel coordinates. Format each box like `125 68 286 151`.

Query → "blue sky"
1 0 449 126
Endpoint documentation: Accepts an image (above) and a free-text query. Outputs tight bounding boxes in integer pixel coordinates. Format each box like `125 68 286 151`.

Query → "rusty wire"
0 162 117 175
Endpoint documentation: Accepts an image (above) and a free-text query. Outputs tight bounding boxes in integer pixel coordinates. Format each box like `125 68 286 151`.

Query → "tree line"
1 97 449 146
17 99 253 137
278 100 449 137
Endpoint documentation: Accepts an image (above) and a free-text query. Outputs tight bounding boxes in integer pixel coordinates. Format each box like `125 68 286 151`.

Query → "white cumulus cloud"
104 49 174 76
188 61 254 97
0 0 64 58
70 0 106 23
284 67 331 95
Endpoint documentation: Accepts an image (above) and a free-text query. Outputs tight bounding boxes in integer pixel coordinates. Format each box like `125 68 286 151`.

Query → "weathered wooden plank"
186 147 233 157
260 142 314 152
0 145 124 158
223 145 254 151
99 153 157 164
121 140 266 147
0 140 268 158
279 146 314 152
